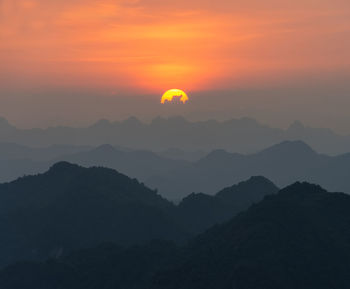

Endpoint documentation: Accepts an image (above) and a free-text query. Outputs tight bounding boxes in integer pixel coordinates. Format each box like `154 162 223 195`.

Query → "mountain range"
151 182 350 289
2 140 350 200
0 144 190 185
146 140 350 198
1 116 350 155
0 163 277 267
2 182 350 289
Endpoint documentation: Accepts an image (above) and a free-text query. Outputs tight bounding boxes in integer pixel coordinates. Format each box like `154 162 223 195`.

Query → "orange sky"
0 0 350 131
1 0 349 93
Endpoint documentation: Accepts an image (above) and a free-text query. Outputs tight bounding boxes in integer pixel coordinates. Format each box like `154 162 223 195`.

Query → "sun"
161 89 189 104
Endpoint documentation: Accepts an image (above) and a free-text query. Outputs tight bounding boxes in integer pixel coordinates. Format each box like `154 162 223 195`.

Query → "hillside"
0 162 279 268
0 162 186 267
151 183 350 289
177 176 278 233
2 183 350 289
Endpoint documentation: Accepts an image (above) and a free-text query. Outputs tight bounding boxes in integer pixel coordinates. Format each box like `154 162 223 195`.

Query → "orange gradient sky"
0 0 350 130
1 0 349 91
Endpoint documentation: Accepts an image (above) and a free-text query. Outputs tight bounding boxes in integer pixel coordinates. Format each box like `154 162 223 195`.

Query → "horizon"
0 113 348 136
1 0 350 132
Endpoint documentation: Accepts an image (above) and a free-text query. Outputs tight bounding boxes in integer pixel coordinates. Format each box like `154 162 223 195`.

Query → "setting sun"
161 89 189 104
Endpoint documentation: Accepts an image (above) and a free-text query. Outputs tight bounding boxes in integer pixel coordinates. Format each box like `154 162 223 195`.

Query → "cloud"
0 0 349 93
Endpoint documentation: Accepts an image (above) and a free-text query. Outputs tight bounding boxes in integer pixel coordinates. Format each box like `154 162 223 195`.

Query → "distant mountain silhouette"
147 140 350 198
2 140 350 200
156 148 207 161
56 144 189 181
177 176 278 233
0 144 189 183
0 116 350 155
3 182 350 289
0 162 187 267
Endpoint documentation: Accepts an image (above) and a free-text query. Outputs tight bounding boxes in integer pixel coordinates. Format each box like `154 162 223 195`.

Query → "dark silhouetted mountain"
151 183 350 289
0 116 350 155
146 140 350 198
177 176 278 233
3 183 350 289
215 176 278 207
0 241 180 289
0 162 187 267
0 160 280 268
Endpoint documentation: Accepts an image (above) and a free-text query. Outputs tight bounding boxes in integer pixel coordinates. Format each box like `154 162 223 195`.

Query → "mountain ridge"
0 163 279 267
0 116 349 155
2 182 350 289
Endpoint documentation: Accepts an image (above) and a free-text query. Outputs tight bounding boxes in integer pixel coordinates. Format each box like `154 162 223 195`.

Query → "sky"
0 0 350 132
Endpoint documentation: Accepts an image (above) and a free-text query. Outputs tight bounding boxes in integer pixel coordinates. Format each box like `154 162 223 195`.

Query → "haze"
1 0 350 131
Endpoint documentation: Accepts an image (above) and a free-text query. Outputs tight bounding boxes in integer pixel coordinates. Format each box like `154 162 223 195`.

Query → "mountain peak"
245 175 277 186
48 161 82 174
259 140 315 156
215 176 279 204
217 176 278 195
93 144 117 154
279 181 328 196
203 149 231 160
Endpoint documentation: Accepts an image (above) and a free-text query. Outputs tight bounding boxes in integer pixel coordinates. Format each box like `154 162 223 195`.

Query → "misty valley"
0 118 350 288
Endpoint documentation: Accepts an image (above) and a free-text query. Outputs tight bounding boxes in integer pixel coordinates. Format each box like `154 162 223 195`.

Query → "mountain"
3 182 350 289
0 144 189 184
0 161 281 268
146 140 350 199
56 144 189 181
177 176 279 233
0 241 180 289
2 141 350 200
151 182 350 289
0 162 187 267
1 116 350 155
0 143 93 183
3 140 350 200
